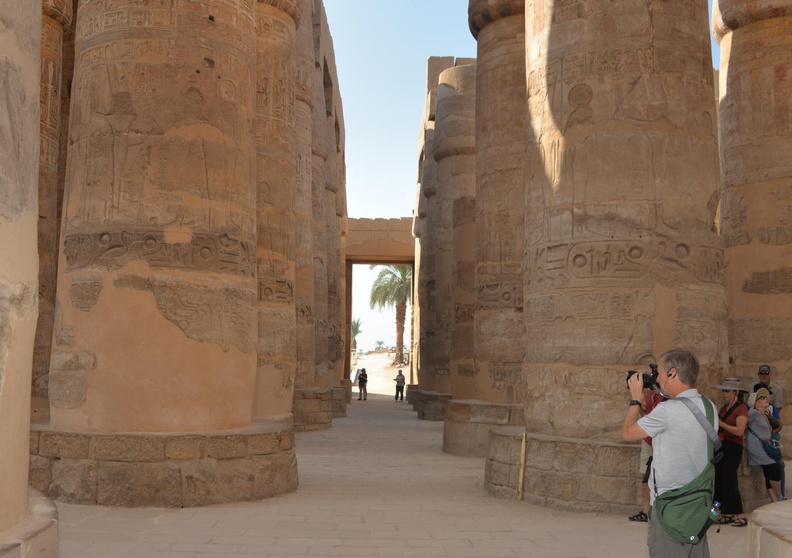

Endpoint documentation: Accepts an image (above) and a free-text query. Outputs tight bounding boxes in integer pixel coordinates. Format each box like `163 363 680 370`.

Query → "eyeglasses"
759 372 770 376
757 396 768 401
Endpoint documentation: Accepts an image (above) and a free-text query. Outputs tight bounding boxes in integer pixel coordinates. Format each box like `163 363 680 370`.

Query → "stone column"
253 0 302 419
293 0 316 391
713 0 792 407
418 126 438 391
32 0 73 419
521 0 727 510
312 64 329 383
433 64 477 398
0 0 41 534
469 0 526 404
324 143 340 387
51 0 259 434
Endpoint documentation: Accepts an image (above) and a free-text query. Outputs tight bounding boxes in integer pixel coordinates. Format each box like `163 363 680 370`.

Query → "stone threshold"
0 489 57 558
29 419 297 507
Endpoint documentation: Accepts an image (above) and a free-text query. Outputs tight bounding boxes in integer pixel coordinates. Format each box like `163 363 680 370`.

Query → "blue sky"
324 0 720 351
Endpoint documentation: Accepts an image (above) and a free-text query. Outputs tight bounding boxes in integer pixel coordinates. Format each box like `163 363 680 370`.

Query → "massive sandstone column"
521 0 727 509
433 64 477 399
713 0 792 407
253 0 301 420
0 0 41 535
32 0 73 419
293 0 316 391
469 0 526 403
418 126 439 391
51 0 259 434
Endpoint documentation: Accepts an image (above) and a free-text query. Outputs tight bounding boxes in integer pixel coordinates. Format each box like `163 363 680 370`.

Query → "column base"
405 384 420 405
29 420 297 507
443 399 524 456
339 379 352 403
747 501 792 558
0 489 57 558
331 387 347 418
292 388 333 431
485 427 640 514
416 391 453 421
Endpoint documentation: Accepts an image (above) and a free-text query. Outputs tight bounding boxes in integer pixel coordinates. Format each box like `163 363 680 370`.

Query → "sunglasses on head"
759 371 770 375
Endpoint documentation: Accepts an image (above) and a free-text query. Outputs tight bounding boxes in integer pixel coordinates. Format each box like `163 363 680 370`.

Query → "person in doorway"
623 349 718 558
357 368 368 401
394 369 405 401
711 378 748 527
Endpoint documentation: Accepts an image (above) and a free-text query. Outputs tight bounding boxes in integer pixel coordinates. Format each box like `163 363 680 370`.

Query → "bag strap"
746 425 769 444
677 396 722 456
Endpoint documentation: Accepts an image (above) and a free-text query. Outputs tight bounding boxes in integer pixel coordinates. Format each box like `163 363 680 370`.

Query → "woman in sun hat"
746 388 784 502
712 378 749 526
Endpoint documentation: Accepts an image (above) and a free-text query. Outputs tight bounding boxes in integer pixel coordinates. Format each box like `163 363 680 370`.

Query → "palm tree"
369 265 412 365
351 318 362 352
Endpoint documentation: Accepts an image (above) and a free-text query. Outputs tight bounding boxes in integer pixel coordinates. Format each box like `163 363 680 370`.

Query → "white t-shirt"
638 389 718 505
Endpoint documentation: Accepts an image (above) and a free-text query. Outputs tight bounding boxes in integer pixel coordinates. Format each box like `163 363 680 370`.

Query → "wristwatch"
629 400 643 407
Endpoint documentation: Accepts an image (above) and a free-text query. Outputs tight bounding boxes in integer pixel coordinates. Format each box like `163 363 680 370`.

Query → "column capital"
468 0 525 39
258 0 303 27
42 0 74 30
712 0 792 42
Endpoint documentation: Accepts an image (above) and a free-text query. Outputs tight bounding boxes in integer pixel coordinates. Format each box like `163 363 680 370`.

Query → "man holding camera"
623 349 718 558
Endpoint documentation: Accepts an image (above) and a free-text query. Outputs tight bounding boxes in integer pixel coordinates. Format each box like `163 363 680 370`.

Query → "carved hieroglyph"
50 0 259 433
713 0 792 391
434 64 477 398
0 0 41 532
33 0 74 417
524 0 727 439
253 0 302 418
469 0 526 404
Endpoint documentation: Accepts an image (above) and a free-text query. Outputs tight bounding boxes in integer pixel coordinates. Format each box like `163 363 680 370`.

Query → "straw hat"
748 387 771 408
712 377 748 392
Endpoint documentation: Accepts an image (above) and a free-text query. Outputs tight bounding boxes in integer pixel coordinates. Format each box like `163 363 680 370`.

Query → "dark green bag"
653 397 721 545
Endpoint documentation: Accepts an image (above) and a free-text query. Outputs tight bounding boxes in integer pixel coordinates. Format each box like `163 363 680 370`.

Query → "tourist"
623 349 717 558
711 378 748 527
628 387 666 523
746 388 784 502
394 369 406 401
357 368 368 401
750 365 784 419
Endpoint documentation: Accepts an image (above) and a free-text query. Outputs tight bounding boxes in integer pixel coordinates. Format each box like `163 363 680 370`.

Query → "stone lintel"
28 421 297 507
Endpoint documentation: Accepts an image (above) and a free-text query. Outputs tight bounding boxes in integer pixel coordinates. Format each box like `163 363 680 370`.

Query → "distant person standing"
358 368 368 401
750 365 784 419
394 370 405 401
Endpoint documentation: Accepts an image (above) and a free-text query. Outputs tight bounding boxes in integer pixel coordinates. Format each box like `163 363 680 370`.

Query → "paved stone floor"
58 389 749 557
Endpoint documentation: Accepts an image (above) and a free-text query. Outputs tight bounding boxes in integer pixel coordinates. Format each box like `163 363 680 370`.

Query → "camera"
626 364 659 389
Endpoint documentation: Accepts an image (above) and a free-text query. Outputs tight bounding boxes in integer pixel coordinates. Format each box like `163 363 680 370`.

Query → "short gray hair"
660 349 700 387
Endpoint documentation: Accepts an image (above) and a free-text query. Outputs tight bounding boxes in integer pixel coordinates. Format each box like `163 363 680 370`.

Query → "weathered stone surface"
90 435 164 463
39 431 89 460
28 456 53 494
207 436 248 460
248 433 280 456
165 437 210 461
50 460 98 505
97 462 182 508
252 450 299 499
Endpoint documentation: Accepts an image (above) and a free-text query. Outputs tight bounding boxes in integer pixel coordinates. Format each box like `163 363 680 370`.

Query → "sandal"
628 511 648 522
717 515 733 525
731 517 748 527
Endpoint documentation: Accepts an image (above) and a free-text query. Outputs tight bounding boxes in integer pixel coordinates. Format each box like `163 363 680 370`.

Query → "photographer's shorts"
640 440 654 478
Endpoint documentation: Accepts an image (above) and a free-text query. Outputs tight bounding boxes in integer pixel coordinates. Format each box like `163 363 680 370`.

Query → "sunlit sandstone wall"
523 0 727 442
433 63 477 398
50 0 259 433
0 0 41 533
469 0 526 404
32 0 73 420
253 0 301 420
713 0 792 420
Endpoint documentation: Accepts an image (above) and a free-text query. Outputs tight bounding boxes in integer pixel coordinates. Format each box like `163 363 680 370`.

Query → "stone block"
0 545 21 558
248 433 280 456
524 468 576 501
293 398 322 413
574 474 636 506
29 430 40 455
97 461 182 507
252 450 299 499
486 427 523 464
485 460 519 489
592 444 638 477
90 435 164 462
524 437 554 470
181 458 222 507
470 403 510 425
165 436 210 460
50 460 98 504
445 400 472 422
215 458 255 501
552 441 595 475
207 435 247 459
39 431 90 459
28 455 53 493
279 430 295 451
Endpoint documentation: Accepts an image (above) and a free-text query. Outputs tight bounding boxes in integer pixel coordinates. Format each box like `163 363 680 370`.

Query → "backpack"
653 396 721 545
